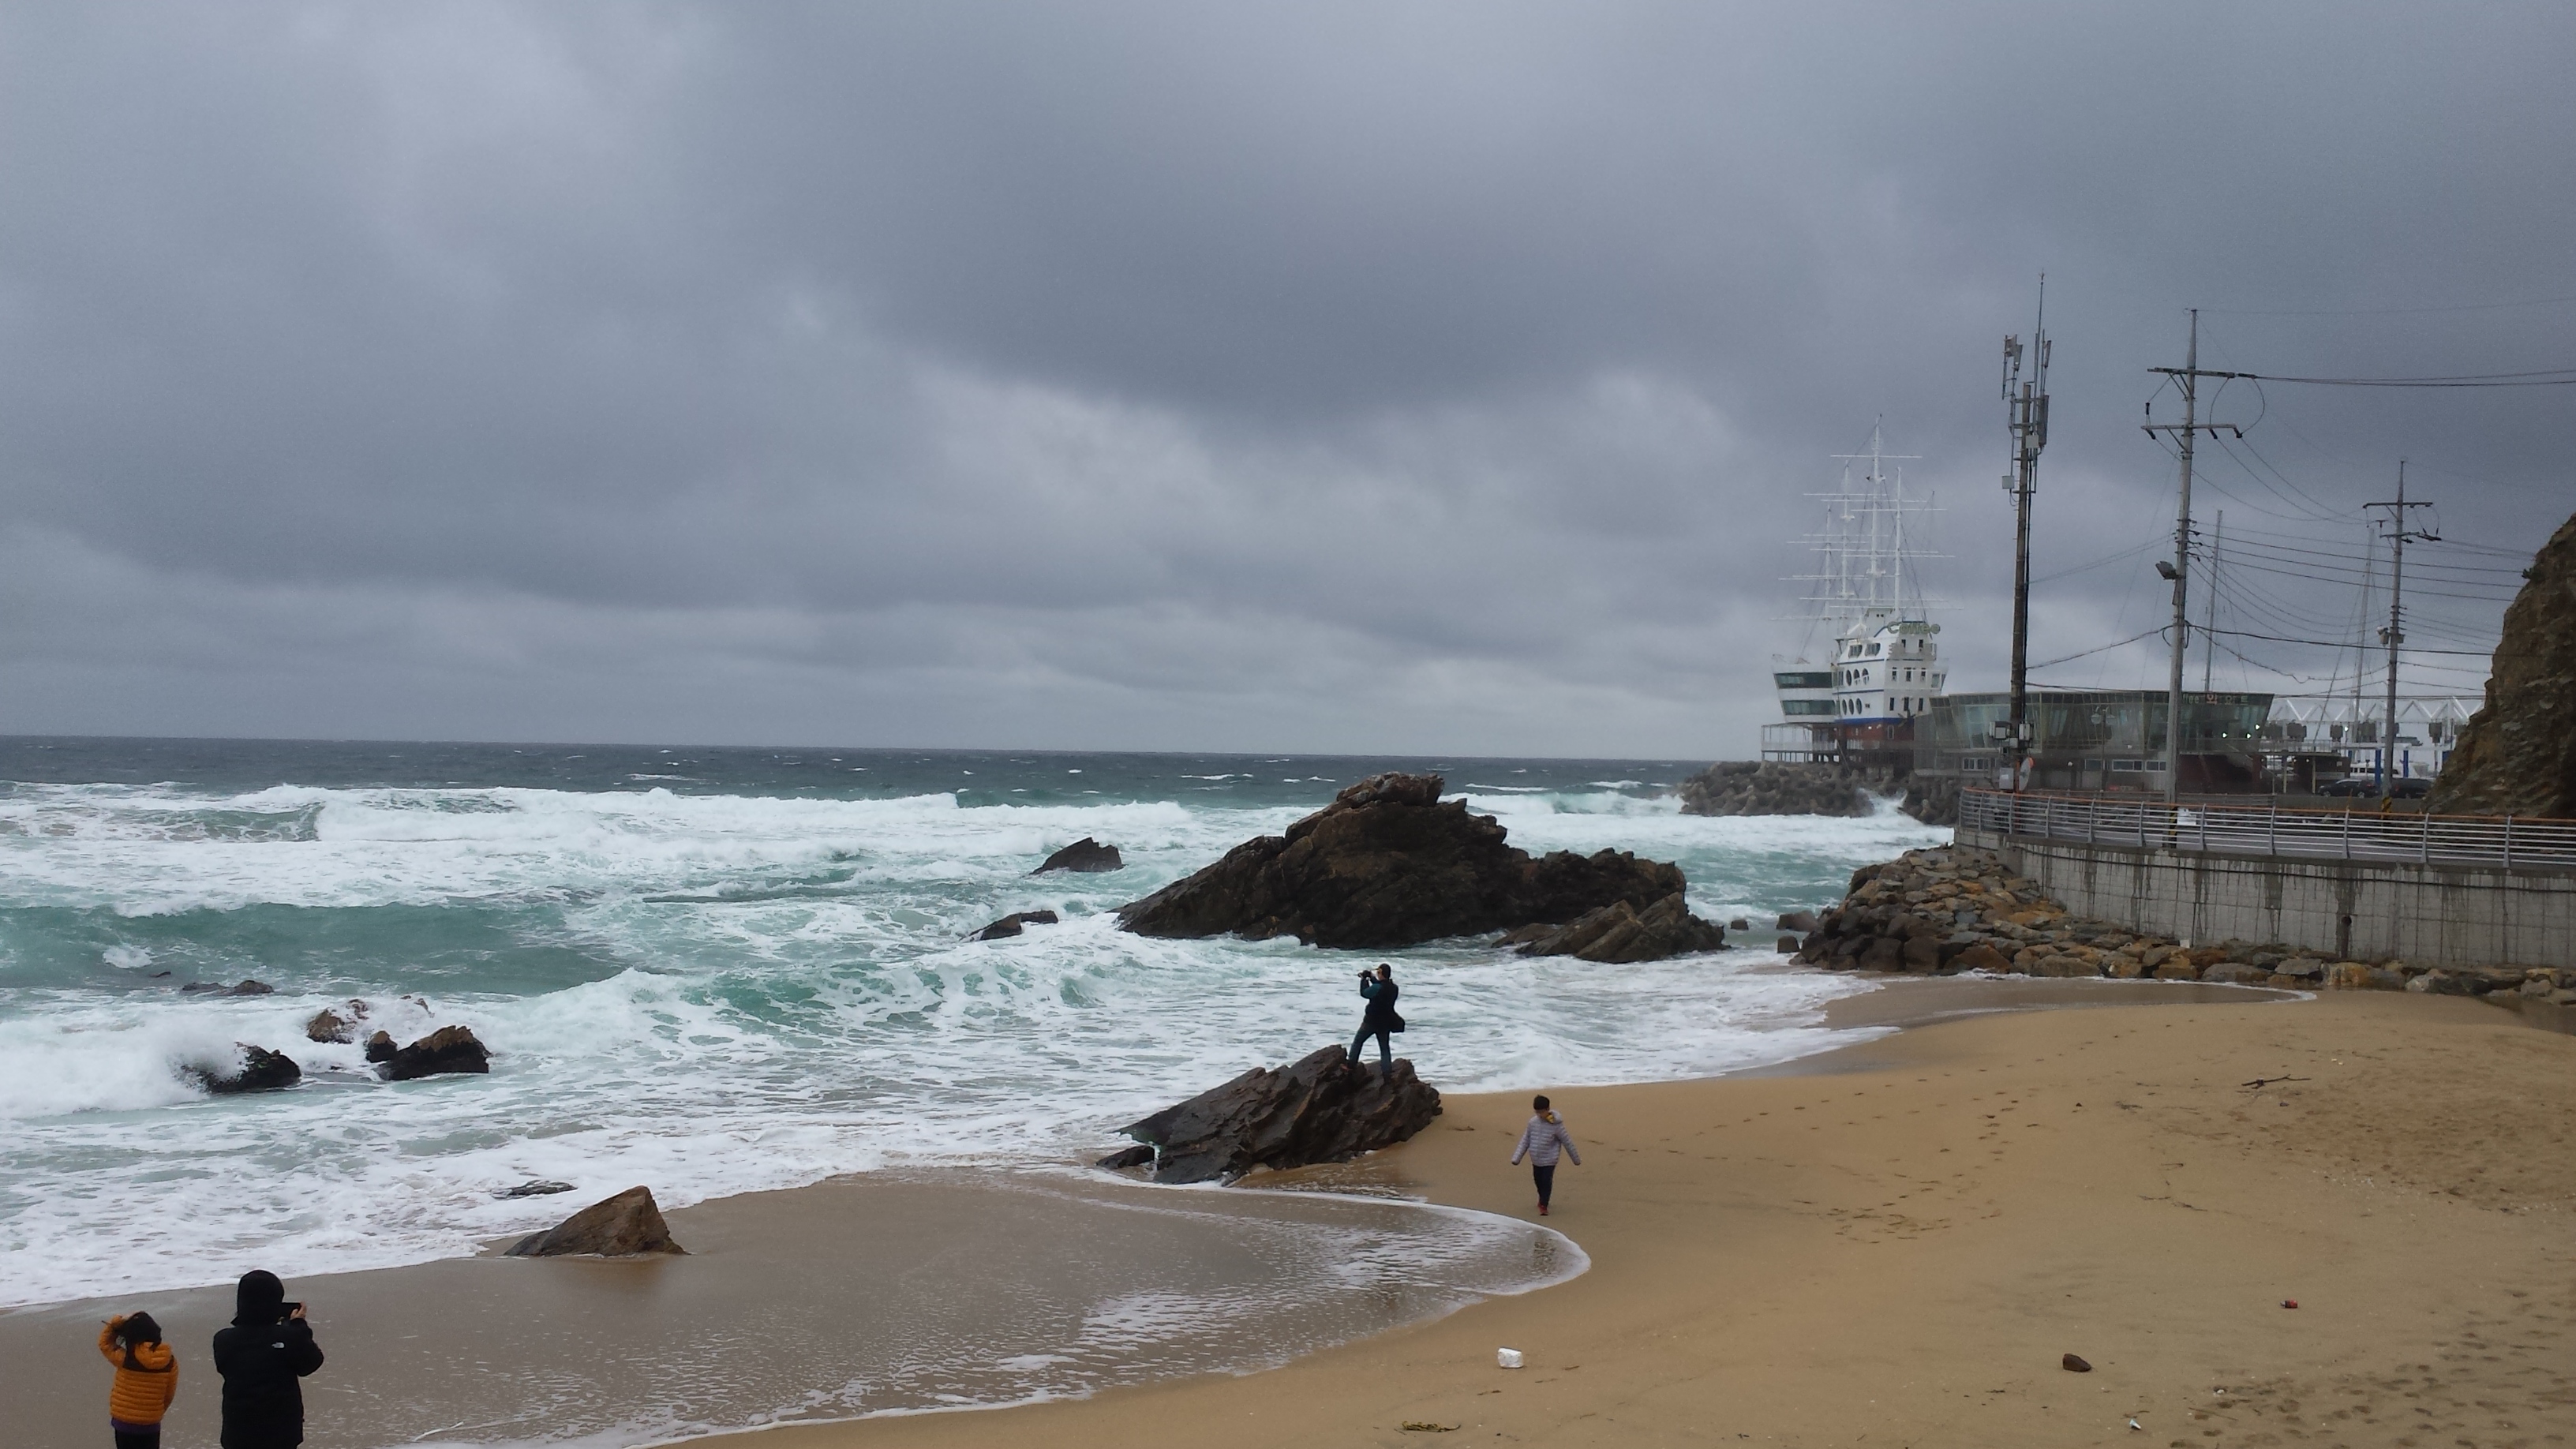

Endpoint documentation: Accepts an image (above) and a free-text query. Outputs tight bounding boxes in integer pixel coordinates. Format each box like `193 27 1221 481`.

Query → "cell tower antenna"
1998 275 2050 784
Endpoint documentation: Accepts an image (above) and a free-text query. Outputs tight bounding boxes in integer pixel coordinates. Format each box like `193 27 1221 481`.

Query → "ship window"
1867 643 1883 657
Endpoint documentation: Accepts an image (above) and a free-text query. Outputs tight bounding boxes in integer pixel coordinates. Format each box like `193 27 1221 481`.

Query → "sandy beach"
730 983 2575 1449
10 979 2570 1448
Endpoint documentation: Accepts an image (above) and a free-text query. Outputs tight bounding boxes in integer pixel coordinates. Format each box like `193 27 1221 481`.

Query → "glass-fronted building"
1915 689 2275 794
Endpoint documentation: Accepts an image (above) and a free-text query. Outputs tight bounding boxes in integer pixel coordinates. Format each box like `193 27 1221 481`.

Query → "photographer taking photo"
211 1271 324 1449
1345 962 1403 1076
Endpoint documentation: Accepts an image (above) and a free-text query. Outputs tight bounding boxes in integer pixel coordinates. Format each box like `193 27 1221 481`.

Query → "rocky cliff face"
2431 511 2576 818
1116 772 1689 949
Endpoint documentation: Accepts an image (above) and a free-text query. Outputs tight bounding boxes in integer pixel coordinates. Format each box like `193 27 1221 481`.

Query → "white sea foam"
0 777 1940 1309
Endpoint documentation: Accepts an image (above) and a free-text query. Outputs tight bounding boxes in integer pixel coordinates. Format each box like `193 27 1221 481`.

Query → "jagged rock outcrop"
182 979 275 997
2430 511 2576 818
187 1044 301 1094
1502 893 1727 963
1034 838 1125 874
504 1186 687 1257
1096 1045 1443 1185
364 1031 397 1064
379 1025 491 1081
975 908 1060 940
1117 773 1683 949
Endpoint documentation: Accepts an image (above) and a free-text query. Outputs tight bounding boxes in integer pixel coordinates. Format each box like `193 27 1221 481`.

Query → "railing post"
2342 807 2351 860
2199 801 2208 853
2267 799 2277 856
2421 809 2430 865
2087 796 2097 844
2503 814 2512 871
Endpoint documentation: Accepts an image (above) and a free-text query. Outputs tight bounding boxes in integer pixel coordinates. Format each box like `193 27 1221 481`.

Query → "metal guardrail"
1959 788 2576 874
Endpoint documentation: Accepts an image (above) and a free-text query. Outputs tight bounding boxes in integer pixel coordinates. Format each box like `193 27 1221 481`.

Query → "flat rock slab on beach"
506 1185 687 1257
1103 1044 1443 1184
1116 772 1690 949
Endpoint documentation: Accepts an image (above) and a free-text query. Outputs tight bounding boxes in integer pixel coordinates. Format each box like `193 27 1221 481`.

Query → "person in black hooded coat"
210 1271 324 1449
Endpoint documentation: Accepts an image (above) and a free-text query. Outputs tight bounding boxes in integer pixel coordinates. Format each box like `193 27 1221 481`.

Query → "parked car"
2313 776 2431 799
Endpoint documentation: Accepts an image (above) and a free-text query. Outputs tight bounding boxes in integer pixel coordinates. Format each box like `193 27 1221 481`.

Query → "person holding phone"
211 1271 324 1449
1346 963 1402 1075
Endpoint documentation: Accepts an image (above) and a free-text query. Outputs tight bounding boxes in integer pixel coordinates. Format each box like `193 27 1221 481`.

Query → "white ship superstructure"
1764 425 1946 762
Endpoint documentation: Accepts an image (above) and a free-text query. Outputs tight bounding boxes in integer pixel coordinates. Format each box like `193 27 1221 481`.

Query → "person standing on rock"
98 1311 178 1448
212 1271 324 1449
1346 963 1403 1075
1510 1095 1581 1216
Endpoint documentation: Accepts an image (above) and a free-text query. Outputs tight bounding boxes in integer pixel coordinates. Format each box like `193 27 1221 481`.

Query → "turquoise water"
0 738 1945 1310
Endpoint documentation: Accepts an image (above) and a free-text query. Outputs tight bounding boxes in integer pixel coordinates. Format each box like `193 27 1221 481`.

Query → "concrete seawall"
1959 826 2576 969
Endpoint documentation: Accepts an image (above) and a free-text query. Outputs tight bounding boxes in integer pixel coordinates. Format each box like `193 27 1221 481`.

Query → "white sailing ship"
1763 425 1946 763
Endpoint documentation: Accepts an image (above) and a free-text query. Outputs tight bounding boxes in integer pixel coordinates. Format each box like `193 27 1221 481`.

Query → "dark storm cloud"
1 2 2570 752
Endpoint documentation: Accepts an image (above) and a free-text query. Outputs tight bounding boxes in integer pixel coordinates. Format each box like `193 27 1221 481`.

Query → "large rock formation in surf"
505 1186 687 1257
1115 772 1690 949
2429 511 2576 818
1502 892 1727 963
1096 1045 1442 1185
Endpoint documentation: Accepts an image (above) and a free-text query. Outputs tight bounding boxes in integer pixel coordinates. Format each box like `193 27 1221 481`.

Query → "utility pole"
2144 311 2245 804
1998 278 2050 788
2367 462 2437 799
2201 509 2223 693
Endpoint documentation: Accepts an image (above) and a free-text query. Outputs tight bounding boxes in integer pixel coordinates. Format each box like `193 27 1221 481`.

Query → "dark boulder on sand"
1115 772 1683 949
1033 838 1125 874
1099 1045 1443 1185
1502 893 1727 963
504 1185 687 1257
187 1044 301 1095
974 908 1061 941
379 1025 491 1081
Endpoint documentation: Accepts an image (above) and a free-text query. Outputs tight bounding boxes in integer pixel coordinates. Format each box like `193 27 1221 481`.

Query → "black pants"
1532 1163 1557 1208
1348 1024 1391 1072
112 1425 160 1449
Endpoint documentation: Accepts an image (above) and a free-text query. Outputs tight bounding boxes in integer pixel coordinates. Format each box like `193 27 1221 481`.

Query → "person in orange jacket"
98 1311 179 1449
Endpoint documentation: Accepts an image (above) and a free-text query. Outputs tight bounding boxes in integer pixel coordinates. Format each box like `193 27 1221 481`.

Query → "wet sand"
11 978 2570 1448
2 1168 1574 1447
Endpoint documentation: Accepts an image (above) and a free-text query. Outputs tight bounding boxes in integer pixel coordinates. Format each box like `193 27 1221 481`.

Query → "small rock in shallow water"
506 1185 685 1256
380 1025 490 1080
305 1009 357 1044
363 1030 397 1064
187 1044 301 1094
498 1180 577 1199
975 909 1061 940
1033 838 1124 874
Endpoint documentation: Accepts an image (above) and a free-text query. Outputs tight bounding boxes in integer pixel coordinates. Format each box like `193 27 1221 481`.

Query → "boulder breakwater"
1794 843 2576 1002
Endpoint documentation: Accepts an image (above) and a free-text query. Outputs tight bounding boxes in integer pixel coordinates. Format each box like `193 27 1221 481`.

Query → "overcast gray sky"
2 2 2570 756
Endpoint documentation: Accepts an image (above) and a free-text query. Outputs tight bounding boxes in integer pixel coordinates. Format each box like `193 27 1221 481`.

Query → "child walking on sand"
1509 1095 1581 1216
98 1312 178 1449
